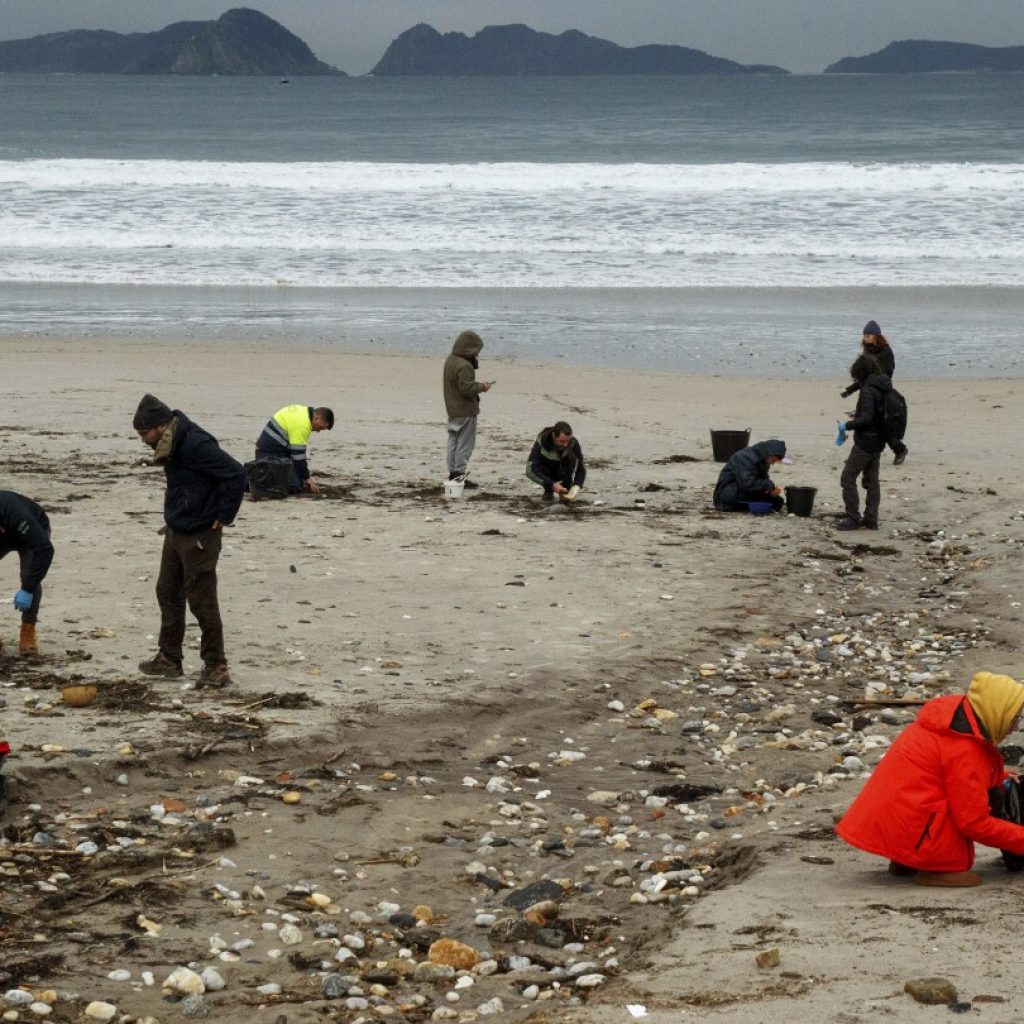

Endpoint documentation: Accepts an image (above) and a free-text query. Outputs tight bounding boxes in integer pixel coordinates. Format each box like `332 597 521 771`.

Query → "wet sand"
1 337 1023 1021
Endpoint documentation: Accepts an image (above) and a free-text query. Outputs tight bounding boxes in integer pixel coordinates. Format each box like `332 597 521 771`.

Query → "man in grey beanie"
133 394 245 688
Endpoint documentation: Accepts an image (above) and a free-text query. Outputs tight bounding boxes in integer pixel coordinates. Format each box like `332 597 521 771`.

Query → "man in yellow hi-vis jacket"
254 405 333 495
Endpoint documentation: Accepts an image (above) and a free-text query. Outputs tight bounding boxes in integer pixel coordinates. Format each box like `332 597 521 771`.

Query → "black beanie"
133 394 173 430
863 319 882 337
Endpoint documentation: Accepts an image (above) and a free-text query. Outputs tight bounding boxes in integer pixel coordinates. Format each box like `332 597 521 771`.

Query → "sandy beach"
2 336 1024 1022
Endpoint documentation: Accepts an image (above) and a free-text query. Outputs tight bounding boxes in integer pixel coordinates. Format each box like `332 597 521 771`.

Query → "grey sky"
1 0 1021 74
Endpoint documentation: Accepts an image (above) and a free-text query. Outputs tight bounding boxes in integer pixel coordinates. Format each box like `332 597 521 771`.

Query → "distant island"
371 23 789 76
826 40 1024 73
0 7 344 75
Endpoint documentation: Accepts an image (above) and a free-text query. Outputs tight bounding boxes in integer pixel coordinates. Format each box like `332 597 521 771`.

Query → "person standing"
841 319 907 465
443 330 493 489
0 490 53 656
526 421 587 500
836 354 889 531
133 394 246 688
253 404 334 495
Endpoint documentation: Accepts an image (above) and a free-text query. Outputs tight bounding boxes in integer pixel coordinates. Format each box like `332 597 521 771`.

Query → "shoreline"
2 284 1023 377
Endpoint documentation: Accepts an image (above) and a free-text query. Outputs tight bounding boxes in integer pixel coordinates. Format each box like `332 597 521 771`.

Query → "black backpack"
882 388 908 445
244 456 293 499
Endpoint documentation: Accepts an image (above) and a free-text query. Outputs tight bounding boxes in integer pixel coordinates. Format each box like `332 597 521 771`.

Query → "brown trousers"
155 527 225 667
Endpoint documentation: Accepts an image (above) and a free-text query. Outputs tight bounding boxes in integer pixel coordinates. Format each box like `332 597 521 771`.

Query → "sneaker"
836 517 861 531
197 662 232 689
861 521 879 530
138 652 184 678
893 447 908 466
461 478 480 490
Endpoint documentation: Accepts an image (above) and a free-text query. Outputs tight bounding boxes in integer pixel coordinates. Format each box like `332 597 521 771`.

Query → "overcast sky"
1 0 1022 74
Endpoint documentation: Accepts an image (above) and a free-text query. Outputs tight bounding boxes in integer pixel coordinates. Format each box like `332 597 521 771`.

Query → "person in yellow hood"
837 671 1024 886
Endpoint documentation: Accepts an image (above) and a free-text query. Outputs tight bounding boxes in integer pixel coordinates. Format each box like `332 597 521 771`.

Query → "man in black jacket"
713 439 787 512
837 355 889 531
526 422 587 500
133 394 246 688
0 490 53 656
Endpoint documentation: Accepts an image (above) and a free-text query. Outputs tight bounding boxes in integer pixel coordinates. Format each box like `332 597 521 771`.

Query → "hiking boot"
914 870 982 888
461 478 479 490
893 447 908 466
861 520 879 530
138 652 184 678
18 623 38 656
837 517 861 531
197 662 232 689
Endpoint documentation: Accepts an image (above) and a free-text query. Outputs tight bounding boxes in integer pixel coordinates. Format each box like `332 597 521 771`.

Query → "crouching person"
837 671 1024 887
713 439 787 512
0 490 53 656
526 422 586 501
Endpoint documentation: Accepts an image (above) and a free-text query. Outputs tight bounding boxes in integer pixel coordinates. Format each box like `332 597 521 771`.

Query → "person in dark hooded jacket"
442 330 494 489
526 422 586 499
713 439 787 512
841 320 907 465
837 354 889 530
133 394 246 689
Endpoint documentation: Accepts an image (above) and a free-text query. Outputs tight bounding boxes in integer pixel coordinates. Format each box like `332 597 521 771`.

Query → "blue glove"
13 589 32 613
835 422 848 447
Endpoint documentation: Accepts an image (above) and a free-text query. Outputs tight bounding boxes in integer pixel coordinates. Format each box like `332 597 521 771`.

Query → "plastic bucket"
785 485 817 517
748 501 775 516
442 479 465 499
710 428 751 463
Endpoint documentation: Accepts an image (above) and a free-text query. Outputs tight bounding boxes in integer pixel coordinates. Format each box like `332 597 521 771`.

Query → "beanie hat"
863 320 882 337
133 394 173 430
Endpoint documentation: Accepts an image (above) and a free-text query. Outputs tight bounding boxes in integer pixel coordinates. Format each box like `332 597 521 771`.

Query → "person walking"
443 330 493 489
837 671 1024 887
836 354 889 531
133 394 246 688
253 404 334 495
712 439 788 512
0 490 53 656
841 319 907 465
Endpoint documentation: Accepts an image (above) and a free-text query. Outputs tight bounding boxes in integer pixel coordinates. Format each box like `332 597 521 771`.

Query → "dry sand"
1 336 1023 1022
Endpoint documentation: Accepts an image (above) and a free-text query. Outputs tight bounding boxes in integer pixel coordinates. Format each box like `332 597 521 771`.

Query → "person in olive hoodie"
837 354 890 531
443 330 494 489
713 439 787 512
133 394 246 688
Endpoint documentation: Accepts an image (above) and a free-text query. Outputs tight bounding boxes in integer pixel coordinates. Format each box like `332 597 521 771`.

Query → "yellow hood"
966 671 1024 745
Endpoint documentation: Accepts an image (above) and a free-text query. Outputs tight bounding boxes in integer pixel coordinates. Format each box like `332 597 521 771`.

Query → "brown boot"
19 623 38 656
197 663 232 689
914 870 982 887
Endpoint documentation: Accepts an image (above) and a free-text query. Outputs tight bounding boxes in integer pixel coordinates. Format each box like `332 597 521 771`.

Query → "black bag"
990 777 1024 872
245 457 292 499
882 388 908 445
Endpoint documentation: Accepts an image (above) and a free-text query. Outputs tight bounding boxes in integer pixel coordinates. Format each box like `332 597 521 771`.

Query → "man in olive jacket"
443 330 494 488
526 422 587 499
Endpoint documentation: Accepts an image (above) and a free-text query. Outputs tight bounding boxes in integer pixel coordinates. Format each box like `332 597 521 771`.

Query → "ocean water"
1 73 1023 373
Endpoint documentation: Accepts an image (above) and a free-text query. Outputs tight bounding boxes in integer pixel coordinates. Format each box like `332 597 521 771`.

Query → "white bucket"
443 478 465 498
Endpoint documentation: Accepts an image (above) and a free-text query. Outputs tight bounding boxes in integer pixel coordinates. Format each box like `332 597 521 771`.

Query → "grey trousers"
446 415 478 476
840 444 881 525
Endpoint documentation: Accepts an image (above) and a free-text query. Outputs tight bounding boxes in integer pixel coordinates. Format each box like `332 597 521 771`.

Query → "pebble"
522 984 540 1000
3 993 33 1007
755 947 781 968
162 967 205 996
200 968 225 992
279 924 303 945
84 1004 117 1022
477 997 504 1015
106 970 131 982
905 977 957 1005
180 995 209 1019
575 974 606 988
28 1004 51 1017
256 983 281 996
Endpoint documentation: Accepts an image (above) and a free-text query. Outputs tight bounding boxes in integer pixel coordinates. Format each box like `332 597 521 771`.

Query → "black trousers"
156 527 225 666
840 445 881 525
1 545 47 624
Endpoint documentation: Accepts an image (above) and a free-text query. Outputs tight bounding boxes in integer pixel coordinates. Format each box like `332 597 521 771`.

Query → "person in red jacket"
837 671 1024 887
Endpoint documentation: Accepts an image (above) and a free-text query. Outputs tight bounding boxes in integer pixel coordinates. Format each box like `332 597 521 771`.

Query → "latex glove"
565 485 581 502
835 422 848 447
13 589 33 613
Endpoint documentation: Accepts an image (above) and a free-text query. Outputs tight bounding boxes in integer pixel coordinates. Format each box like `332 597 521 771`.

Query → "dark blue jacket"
162 412 246 534
0 491 53 592
713 439 786 511
844 373 891 455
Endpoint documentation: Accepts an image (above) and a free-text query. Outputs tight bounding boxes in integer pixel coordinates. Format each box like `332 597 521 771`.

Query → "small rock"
162 967 205 996
415 963 455 982
502 879 564 910
4 991 34 1007
755 947 781 969
904 978 958 1005
429 938 480 970
477 997 504 1015
180 995 209 1019
255 983 281 996
575 974 605 988
84 1004 117 1022
200 968 225 992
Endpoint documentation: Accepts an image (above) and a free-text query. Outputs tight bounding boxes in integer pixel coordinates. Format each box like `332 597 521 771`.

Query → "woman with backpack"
837 671 1024 887
836 353 890 530
841 320 908 465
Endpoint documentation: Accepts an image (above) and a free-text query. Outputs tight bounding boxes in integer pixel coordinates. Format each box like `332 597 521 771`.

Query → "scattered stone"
755 947 781 968
905 978 958 1005
429 938 480 970
162 967 205 996
84 1004 117 1022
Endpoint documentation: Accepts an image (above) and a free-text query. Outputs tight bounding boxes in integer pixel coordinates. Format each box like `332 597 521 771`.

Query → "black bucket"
710 428 751 463
785 486 817 517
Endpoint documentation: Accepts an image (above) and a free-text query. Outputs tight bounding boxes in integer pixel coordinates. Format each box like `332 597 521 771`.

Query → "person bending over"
526 421 587 501
713 439 787 512
0 490 53 656
254 405 334 495
837 671 1024 887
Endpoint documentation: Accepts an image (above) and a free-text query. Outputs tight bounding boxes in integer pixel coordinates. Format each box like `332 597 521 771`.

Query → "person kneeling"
713 440 787 512
526 422 586 501
836 671 1024 887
